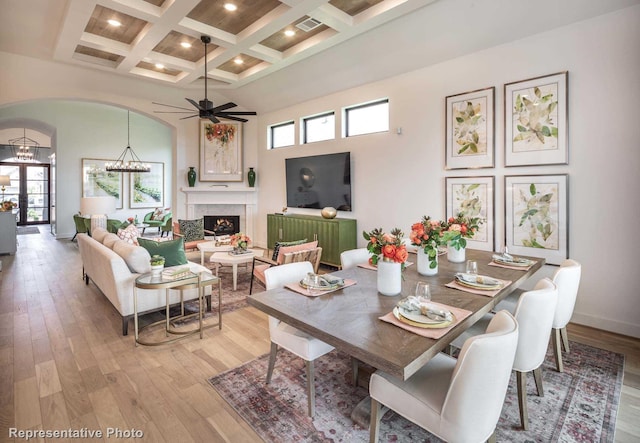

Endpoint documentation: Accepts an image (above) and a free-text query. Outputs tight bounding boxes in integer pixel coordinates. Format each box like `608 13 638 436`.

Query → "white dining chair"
340 248 370 270
369 310 519 443
494 259 581 372
451 278 558 430
263 261 335 417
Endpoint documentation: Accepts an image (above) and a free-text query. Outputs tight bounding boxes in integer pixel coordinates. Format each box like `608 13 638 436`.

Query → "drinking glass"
415 281 431 301
466 260 478 275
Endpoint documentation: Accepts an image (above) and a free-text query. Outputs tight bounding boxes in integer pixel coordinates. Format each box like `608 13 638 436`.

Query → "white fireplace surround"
181 187 257 241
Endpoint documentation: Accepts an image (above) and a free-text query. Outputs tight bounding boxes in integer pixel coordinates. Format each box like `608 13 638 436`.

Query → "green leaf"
456 117 464 123
517 124 528 133
541 126 551 137
534 87 541 98
551 127 558 137
530 184 537 195
539 193 553 203
472 132 479 143
468 184 480 191
458 144 470 154
362 231 371 240
469 143 478 153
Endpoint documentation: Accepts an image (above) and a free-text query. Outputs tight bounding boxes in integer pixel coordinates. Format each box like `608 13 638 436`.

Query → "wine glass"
415 281 431 301
466 260 478 275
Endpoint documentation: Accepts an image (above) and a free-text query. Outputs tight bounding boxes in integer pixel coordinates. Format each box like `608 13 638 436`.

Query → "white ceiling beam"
53 0 99 61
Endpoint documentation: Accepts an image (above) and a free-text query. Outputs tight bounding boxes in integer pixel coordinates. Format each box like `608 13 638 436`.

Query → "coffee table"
210 249 264 291
196 241 233 265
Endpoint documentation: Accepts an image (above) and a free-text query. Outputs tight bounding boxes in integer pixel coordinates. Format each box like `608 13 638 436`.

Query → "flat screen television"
285 152 352 211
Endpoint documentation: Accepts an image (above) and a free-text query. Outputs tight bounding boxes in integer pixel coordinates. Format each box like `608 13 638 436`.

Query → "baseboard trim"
572 311 640 339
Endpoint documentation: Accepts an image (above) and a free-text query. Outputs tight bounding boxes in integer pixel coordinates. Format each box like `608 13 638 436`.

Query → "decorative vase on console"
364 227 408 297
247 167 256 187
187 167 197 187
410 216 444 276
442 214 483 263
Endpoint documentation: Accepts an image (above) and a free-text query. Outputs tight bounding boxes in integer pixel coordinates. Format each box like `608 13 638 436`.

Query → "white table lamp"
80 196 117 232
0 175 10 200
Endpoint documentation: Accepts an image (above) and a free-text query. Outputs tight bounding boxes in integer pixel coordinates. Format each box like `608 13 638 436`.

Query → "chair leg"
266 342 278 384
552 328 564 373
533 366 544 397
249 258 256 294
71 232 77 241
560 327 570 352
369 397 381 443
487 430 496 443
306 360 316 417
351 357 359 387
516 371 529 430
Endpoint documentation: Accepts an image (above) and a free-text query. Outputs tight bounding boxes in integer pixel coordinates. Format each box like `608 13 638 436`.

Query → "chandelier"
105 110 150 172
9 128 40 162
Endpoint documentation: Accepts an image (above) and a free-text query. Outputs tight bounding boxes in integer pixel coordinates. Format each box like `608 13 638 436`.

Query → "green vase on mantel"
187 167 197 187
247 167 256 187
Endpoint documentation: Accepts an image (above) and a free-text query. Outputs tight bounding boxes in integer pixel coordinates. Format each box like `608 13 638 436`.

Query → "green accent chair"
72 214 89 241
107 219 125 234
161 217 172 238
143 210 172 235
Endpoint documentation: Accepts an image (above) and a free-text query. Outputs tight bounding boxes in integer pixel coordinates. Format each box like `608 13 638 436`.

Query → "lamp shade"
80 196 117 216
0 175 10 186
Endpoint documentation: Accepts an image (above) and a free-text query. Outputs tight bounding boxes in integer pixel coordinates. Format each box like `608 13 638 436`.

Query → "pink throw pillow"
117 223 140 245
276 240 318 265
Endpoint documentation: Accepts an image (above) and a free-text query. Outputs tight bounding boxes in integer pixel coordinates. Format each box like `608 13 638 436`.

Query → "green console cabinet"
267 214 357 268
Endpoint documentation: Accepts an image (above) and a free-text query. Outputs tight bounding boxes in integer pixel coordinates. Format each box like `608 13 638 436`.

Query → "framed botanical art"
200 120 243 181
505 71 568 166
445 86 495 169
505 174 568 265
445 176 495 252
81 158 123 209
130 162 164 209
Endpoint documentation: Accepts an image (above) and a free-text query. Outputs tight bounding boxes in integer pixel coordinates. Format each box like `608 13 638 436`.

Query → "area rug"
17 226 40 235
208 341 623 442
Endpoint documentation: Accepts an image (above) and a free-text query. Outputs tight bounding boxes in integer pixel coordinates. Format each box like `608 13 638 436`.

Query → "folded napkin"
397 296 453 322
489 260 536 271
285 278 357 297
445 277 512 297
379 301 472 339
357 262 413 271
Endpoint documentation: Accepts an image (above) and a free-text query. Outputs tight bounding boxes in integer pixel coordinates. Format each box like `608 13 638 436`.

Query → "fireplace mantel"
181 186 257 239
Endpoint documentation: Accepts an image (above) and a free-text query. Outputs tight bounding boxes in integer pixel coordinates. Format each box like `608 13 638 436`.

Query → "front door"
0 163 50 225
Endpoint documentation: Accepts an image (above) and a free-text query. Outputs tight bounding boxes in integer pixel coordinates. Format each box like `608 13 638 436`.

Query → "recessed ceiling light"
234 57 243 65
224 3 237 11
155 63 165 69
284 29 295 37
107 19 121 27
180 42 192 48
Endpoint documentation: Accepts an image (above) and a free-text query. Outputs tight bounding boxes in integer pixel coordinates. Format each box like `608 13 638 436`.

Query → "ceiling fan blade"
211 102 237 113
154 111 196 114
152 102 194 111
186 98 205 111
208 116 220 124
217 111 257 116
215 115 248 122
179 114 200 120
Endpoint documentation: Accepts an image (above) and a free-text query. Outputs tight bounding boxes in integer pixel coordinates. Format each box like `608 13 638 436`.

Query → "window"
302 112 335 144
344 99 389 137
269 121 295 149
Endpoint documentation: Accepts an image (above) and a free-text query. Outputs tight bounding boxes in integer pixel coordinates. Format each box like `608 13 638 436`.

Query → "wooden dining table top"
248 249 544 381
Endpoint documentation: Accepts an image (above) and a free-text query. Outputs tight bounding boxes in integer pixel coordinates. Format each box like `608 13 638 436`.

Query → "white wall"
255 6 640 338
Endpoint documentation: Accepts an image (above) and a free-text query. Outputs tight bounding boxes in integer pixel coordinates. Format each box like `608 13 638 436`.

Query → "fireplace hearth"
204 215 240 236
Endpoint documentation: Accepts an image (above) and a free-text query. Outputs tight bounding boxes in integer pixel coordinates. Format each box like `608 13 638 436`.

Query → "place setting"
284 272 357 297
379 282 472 339
445 260 511 297
489 247 537 271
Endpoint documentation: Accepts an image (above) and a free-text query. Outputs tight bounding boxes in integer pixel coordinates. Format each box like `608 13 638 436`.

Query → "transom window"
269 121 295 149
302 112 335 144
344 99 389 137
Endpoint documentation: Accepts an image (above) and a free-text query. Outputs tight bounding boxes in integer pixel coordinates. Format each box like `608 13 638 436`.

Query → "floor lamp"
80 197 117 233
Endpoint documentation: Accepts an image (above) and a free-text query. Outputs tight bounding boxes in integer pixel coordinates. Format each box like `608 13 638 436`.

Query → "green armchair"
72 214 89 241
143 209 172 235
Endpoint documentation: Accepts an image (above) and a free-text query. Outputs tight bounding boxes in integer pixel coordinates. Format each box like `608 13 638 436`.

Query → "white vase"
151 264 164 276
417 247 438 276
377 259 402 296
447 243 466 263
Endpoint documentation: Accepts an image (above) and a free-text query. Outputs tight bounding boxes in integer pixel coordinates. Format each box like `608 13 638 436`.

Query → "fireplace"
204 215 240 236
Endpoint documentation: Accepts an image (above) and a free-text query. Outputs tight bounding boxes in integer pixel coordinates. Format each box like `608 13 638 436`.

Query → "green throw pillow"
272 238 308 261
138 237 188 267
178 218 204 243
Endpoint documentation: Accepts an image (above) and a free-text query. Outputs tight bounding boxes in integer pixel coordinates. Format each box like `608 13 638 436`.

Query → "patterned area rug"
208 341 623 442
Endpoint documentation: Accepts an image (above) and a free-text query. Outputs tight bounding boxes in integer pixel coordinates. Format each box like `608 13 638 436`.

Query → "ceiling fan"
153 35 256 123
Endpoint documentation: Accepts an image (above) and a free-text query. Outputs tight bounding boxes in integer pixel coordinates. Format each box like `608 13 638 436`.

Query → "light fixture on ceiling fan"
106 110 150 173
153 35 257 123
9 128 40 162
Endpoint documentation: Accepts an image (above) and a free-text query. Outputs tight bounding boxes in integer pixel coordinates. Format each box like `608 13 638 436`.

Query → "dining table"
247 248 544 382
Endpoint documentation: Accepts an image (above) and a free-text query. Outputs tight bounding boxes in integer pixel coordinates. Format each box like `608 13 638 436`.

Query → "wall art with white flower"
445 176 494 251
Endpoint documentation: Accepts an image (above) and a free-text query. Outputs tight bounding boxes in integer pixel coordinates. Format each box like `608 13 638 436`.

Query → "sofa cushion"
276 240 318 265
272 238 308 261
113 241 151 274
138 237 188 267
103 233 121 249
92 227 109 243
117 224 139 245
178 218 204 243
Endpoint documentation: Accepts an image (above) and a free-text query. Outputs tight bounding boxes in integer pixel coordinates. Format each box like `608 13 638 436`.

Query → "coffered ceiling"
47 0 437 90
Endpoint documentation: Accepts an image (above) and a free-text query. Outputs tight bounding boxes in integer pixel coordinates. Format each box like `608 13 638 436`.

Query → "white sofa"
77 228 212 335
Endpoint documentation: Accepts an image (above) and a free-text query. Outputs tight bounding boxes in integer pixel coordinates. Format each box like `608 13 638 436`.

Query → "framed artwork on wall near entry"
445 86 495 169
504 174 568 265
200 120 243 182
130 162 164 209
504 71 568 166
445 176 495 252
81 158 123 209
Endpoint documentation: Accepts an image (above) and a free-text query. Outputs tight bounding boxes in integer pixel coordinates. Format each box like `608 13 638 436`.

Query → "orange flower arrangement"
230 232 251 250
410 216 446 269
363 227 408 268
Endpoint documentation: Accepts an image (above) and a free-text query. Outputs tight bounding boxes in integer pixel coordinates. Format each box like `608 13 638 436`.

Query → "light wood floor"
0 230 638 442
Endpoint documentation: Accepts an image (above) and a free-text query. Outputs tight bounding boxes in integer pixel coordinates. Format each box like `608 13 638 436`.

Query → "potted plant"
150 255 165 275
